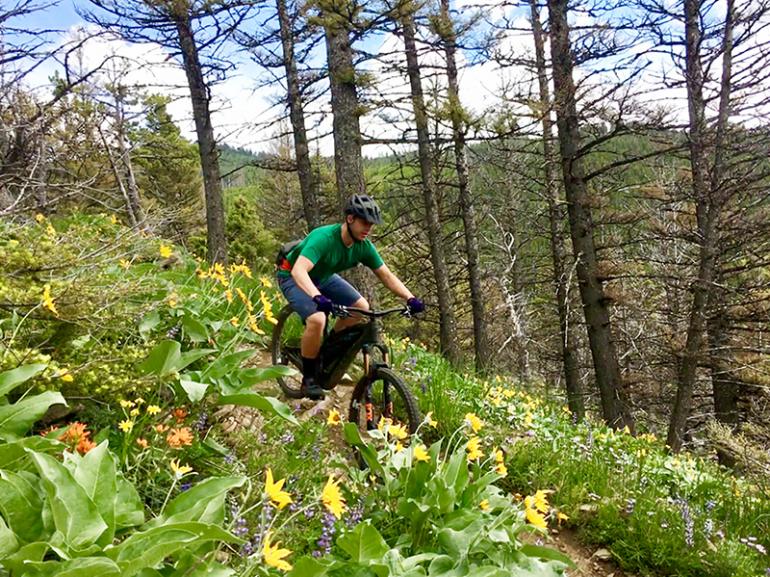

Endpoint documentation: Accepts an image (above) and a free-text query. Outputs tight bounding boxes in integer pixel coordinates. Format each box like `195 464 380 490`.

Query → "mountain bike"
271 304 421 434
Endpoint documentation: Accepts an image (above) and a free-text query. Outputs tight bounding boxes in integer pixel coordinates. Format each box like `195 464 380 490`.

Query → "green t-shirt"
278 224 384 283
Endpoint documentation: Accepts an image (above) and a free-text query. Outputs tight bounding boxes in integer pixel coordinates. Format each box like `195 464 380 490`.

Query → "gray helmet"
345 194 383 225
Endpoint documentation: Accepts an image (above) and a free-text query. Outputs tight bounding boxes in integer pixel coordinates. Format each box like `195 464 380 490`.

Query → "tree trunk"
438 0 488 372
548 0 632 430
278 0 321 230
530 0 583 419
98 126 138 227
401 8 459 364
667 0 734 451
175 14 228 264
114 94 144 226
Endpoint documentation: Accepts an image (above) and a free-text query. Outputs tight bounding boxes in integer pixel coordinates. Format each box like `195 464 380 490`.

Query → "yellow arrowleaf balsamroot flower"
146 405 161 415
327 409 341 426
386 422 408 441
129 408 140 417
224 289 234 303
377 417 392 432
118 420 134 433
464 412 483 433
524 504 548 529
262 531 293 572
424 412 438 428
466 436 483 462
119 258 131 270
413 444 430 462
120 399 135 409
41 285 58 316
35 213 46 223
159 244 173 258
170 459 193 478
531 489 551 514
59 371 74 383
110 214 118 225
321 474 347 519
230 317 240 327
264 468 293 510
480 499 490 511
495 462 508 477
260 276 272 288
557 511 569 526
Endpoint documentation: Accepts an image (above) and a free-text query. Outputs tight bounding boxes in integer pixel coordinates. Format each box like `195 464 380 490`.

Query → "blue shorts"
277 274 362 321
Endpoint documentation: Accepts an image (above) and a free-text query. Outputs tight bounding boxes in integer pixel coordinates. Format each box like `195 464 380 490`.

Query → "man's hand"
313 294 334 313
406 297 425 314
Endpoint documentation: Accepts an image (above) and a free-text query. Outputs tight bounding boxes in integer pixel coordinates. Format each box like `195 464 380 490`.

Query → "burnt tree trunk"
548 0 632 430
401 7 459 363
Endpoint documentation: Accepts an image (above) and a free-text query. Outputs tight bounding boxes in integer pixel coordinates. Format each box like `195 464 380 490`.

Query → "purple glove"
406 297 425 314
313 294 334 313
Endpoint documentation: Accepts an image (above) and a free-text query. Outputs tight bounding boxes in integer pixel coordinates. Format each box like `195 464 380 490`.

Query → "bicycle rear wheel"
348 366 421 436
271 304 305 399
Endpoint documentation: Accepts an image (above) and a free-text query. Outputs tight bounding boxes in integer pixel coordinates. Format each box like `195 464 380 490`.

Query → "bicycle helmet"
344 194 383 225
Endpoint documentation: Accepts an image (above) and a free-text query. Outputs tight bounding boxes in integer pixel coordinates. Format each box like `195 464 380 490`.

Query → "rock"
578 504 599 514
592 548 613 561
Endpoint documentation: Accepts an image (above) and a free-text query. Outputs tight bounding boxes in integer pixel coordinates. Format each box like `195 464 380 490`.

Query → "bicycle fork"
361 344 393 430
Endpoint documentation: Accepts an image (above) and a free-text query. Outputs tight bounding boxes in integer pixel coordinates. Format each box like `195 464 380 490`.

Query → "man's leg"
277 275 325 400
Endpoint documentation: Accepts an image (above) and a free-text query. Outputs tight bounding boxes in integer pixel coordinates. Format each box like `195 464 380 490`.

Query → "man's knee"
353 297 369 311
305 312 326 331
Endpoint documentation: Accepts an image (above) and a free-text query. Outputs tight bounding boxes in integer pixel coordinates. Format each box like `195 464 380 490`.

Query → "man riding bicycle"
276 194 424 400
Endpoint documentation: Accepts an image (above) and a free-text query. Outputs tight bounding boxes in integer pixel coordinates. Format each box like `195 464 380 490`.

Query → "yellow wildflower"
129 408 140 417
480 499 490 511
110 214 118 225
525 505 548 529
389 423 408 441
525 490 550 514
327 409 341 426
170 459 193 477
159 244 173 258
377 417 392 432
248 314 265 335
230 316 240 327
262 531 292 572
146 405 161 415
41 285 58 316
465 413 483 433
118 420 134 433
59 371 74 383
119 258 131 270
321 474 346 519
466 436 483 461
495 462 508 477
135 397 145 405
424 412 438 428
120 399 135 409
493 448 504 463
395 441 404 452
413 444 430 462
260 276 272 288
46 223 56 237
557 511 569 526
265 468 293 510
167 293 179 308
35 213 45 223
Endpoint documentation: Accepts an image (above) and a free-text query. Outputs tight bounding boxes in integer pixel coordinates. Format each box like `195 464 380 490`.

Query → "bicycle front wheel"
348 367 421 435
271 304 305 399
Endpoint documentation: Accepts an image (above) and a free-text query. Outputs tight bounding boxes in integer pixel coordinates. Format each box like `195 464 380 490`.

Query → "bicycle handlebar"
331 304 421 319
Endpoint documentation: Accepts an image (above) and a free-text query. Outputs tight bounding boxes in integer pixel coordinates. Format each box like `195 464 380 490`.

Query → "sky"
9 0 545 158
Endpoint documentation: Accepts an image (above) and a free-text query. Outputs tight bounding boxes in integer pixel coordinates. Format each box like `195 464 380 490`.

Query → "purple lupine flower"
677 499 694 547
705 500 716 513
703 518 714 537
314 512 337 557
224 453 236 465
196 411 209 432
625 498 636 515
280 431 295 444
258 432 268 444
180 482 192 491
345 498 365 529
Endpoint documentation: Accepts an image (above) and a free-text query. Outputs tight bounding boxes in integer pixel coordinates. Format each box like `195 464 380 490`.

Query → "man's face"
347 215 374 241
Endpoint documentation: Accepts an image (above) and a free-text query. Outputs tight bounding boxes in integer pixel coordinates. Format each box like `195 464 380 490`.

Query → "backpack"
274 239 302 271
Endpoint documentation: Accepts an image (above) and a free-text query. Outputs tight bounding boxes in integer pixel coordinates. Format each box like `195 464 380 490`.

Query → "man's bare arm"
373 264 414 301
291 256 321 298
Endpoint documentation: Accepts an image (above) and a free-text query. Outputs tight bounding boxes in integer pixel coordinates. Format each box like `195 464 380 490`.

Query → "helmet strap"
345 219 359 244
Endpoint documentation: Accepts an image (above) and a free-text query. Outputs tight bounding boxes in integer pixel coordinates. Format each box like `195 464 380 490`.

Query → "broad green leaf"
288 557 336 577
0 436 63 472
177 348 217 372
105 522 237 577
0 364 47 397
179 378 209 403
0 541 49 574
519 544 575 568
23 556 122 577
73 441 117 545
0 515 19 558
0 470 45 542
437 519 484 559
28 451 108 550
139 340 181 376
115 475 145 528
342 423 385 478
182 315 208 343
202 436 230 456
136 570 164 577
337 522 390 563
147 476 245 527
183 562 236 577
138 311 161 341
0 391 66 441
240 365 298 386
217 393 298 425
426 555 454 576
203 350 255 379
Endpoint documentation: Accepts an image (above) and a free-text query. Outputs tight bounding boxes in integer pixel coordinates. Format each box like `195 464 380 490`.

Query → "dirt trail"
215 349 634 577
